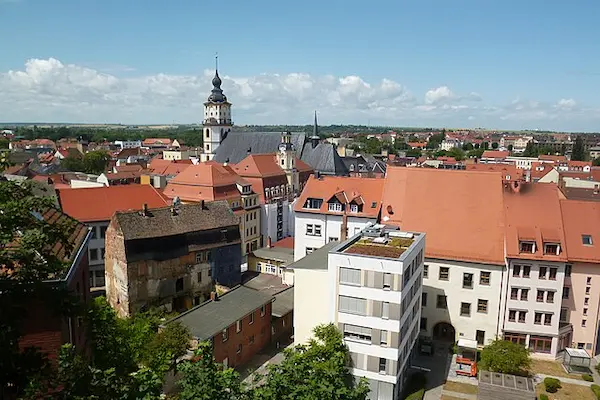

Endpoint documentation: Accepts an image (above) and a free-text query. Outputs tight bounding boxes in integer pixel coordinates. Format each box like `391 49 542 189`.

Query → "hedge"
591 384 600 399
543 377 561 393
539 394 549 400
583 374 594 382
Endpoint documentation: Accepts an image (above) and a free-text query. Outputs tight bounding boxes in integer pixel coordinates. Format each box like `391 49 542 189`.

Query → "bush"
543 377 561 393
591 384 600 399
539 394 549 400
480 339 531 375
404 388 425 400
583 374 594 382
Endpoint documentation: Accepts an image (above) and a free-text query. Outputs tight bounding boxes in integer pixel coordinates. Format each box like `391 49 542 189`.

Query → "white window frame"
328 202 343 212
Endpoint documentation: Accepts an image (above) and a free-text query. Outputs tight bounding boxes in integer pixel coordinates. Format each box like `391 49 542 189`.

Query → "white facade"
114 140 142 149
420 259 504 347
201 102 232 162
88 222 109 289
294 267 331 344
293 212 377 261
538 168 559 183
261 201 295 243
440 139 461 151
70 179 104 189
499 260 570 358
506 156 538 170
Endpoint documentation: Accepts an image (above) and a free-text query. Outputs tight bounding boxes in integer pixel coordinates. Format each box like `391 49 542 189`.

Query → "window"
560 308 568 322
378 358 387 374
236 320 242 333
477 299 488 313
519 241 535 253
197 272 202 283
422 292 428 307
549 268 557 280
420 317 427 331
90 248 98 261
350 204 359 213
439 267 449 281
423 264 429 278
329 237 339 242
520 289 529 301
249 335 255 345
222 329 228 342
261 305 265 317
380 330 388 346
304 198 323 209
306 224 314 235
196 252 204 263
175 278 183 292
480 271 491 285
534 313 542 325
582 319 587 327
436 295 447 309
537 290 545 302
504 332 526 346
339 296 367 316
565 264 572 277
328 202 343 212
518 311 527 323
583 235 593 246
314 225 322 236
100 226 107 239
544 243 559 255
382 302 389 319
530 336 552 353
339 267 361 286
546 291 554 303
539 266 547 279
513 265 521 277
383 273 392 290
523 265 531 278
249 312 254 324
305 247 315 255
463 273 473 289
563 287 570 299
91 227 97 239
237 344 242 354
460 302 471 317
544 314 552 326
508 310 516 322
343 324 372 342
587 277 592 285
586 287 591 295
511 288 519 300
583 308 588 316
585 297 590 305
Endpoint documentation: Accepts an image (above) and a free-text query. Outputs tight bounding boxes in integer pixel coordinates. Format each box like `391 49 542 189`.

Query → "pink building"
561 200 600 355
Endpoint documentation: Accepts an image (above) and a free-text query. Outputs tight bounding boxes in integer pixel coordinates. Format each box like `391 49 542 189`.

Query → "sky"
1 0 599 131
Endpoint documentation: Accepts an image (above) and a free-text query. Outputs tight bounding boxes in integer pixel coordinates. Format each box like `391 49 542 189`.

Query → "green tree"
406 148 422 158
0 138 9 148
593 158 600 166
143 321 191 372
467 148 485 158
482 141 489 150
491 142 499 149
433 150 448 158
0 180 81 398
178 342 247 400
83 150 110 174
447 147 465 161
480 339 531 375
522 141 537 157
0 150 11 172
507 144 514 152
462 142 474 151
252 324 370 400
572 135 586 161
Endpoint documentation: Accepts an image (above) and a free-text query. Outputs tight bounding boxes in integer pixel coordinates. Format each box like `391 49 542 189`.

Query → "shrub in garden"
583 374 594 382
591 383 600 399
543 377 561 393
539 394 549 400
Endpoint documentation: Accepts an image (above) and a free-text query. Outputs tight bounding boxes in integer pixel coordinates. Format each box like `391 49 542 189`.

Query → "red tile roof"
561 200 600 263
142 138 172 146
295 175 384 219
539 155 567 163
466 163 524 181
381 167 506 265
57 185 169 222
481 150 509 159
530 162 555 180
114 164 144 173
273 237 294 249
164 163 243 202
232 154 313 178
147 158 193 176
503 183 567 262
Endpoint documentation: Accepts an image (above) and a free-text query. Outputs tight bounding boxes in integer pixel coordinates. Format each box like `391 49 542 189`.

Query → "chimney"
200 199 205 209
210 291 218 301
170 206 177 216
142 203 148 216
314 171 321 180
267 236 272 248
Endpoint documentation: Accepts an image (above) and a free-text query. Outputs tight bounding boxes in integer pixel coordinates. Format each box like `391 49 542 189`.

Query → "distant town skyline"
1 0 599 131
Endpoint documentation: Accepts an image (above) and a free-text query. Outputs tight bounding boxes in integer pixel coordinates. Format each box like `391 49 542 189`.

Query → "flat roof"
252 246 294 265
478 371 535 400
162 286 273 341
287 240 339 270
343 236 414 258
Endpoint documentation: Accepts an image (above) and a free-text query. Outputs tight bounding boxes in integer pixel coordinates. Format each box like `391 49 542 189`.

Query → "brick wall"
212 301 272 369
104 219 129 317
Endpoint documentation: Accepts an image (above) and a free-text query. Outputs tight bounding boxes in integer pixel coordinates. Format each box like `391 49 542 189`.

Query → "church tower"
201 56 232 162
277 131 299 194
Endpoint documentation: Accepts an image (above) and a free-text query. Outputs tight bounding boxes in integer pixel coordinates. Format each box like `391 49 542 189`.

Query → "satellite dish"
173 196 181 207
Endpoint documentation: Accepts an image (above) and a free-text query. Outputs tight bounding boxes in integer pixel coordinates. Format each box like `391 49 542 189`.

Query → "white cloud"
0 58 598 131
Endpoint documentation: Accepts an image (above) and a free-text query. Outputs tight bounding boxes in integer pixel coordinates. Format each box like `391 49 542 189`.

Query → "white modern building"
114 140 142 149
293 176 384 261
293 225 426 400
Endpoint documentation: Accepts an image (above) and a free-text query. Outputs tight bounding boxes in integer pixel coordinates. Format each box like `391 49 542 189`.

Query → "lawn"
443 381 478 395
529 359 584 380
535 382 595 400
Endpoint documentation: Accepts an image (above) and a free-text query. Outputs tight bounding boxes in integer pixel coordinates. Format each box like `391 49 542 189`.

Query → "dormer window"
582 235 593 246
328 202 343 212
304 198 323 209
350 204 359 213
519 241 535 253
544 242 560 255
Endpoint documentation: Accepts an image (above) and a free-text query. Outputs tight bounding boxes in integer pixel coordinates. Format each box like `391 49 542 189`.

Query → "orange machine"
455 339 478 377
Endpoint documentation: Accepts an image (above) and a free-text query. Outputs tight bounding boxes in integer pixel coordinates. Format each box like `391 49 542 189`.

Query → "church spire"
312 110 319 138
208 52 227 103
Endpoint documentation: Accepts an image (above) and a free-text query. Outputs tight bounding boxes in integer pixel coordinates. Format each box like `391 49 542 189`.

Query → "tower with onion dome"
201 55 232 162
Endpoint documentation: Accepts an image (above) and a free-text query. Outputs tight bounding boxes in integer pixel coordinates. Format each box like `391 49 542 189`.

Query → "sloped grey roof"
300 142 348 176
272 287 293 317
214 131 306 164
163 285 273 341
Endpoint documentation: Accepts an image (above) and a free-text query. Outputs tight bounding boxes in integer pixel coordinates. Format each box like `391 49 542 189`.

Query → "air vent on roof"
389 231 414 239
372 237 389 244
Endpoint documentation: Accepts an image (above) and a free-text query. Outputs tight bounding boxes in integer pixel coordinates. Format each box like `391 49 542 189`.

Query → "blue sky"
1 0 599 131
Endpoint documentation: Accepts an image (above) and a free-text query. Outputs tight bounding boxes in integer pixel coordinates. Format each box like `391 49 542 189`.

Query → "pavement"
240 343 289 386
409 340 454 400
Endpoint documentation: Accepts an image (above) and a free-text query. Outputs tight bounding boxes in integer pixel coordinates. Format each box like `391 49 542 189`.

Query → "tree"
447 147 465 161
467 148 485 158
0 150 11 172
143 321 191 372
0 180 81 397
462 143 474 151
507 144 514 152
0 138 9 149
406 149 422 158
593 158 600 166
491 142 499 149
83 150 110 174
433 150 448 158
252 324 370 400
482 141 489 150
479 339 531 375
572 135 586 161
178 342 247 400
522 142 537 157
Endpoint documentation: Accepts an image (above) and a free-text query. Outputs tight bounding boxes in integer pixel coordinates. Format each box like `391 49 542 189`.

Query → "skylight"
582 235 593 246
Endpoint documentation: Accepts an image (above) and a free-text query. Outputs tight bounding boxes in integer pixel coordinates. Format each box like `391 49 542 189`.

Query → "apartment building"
56 185 169 289
501 183 570 358
293 225 425 400
104 201 242 317
293 175 384 261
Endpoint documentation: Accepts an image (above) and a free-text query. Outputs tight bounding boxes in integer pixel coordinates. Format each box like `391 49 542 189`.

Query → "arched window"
205 129 210 138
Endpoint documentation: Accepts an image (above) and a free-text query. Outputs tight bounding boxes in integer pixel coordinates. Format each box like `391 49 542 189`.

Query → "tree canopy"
571 135 586 161
479 339 531 375
61 150 110 174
